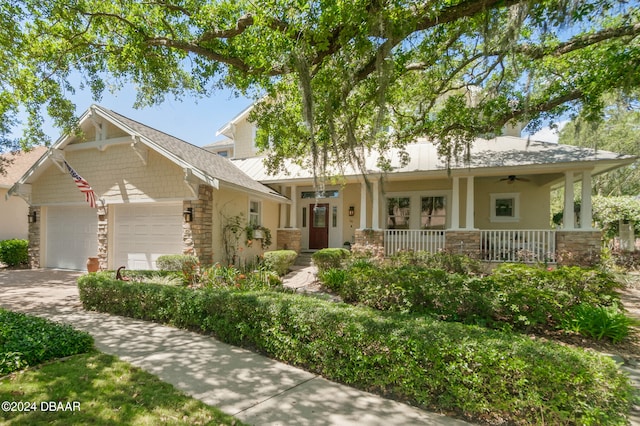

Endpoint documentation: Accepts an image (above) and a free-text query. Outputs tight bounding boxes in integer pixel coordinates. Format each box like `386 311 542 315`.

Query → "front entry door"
309 203 329 249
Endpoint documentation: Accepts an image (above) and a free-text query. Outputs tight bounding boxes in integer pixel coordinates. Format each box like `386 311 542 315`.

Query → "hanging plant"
246 225 272 249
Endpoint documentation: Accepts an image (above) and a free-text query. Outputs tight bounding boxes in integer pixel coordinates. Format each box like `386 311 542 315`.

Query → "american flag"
64 160 97 208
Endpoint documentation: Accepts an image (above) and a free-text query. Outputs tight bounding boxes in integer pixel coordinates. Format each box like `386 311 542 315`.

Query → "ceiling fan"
499 175 530 184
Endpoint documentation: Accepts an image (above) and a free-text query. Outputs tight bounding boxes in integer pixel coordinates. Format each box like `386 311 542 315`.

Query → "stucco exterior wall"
212 188 279 265
474 177 551 230
0 188 29 240
31 144 193 205
342 183 361 243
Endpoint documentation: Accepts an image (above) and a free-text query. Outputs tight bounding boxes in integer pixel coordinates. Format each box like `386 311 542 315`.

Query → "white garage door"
113 203 183 270
46 206 98 270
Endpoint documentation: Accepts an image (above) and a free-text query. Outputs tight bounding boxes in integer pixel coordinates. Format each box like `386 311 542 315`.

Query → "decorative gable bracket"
131 136 148 166
183 168 219 198
9 183 32 204
49 149 67 173
183 168 199 198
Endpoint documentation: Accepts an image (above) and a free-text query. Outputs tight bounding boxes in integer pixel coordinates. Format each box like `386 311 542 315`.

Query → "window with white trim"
249 200 261 226
490 193 520 222
386 197 411 229
421 196 446 229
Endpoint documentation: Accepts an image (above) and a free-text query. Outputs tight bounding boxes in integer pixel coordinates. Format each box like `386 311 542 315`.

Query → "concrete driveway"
0 268 472 426
0 268 83 314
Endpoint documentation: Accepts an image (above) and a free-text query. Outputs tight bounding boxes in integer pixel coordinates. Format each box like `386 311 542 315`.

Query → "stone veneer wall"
444 231 482 259
276 229 302 252
556 230 602 266
97 204 108 270
183 185 214 266
354 229 384 248
27 206 41 269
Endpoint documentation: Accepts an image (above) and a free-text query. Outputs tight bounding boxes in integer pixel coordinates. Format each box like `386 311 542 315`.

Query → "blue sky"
41 86 255 148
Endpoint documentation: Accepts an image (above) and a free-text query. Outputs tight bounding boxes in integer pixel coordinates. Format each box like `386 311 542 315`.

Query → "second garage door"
113 203 184 270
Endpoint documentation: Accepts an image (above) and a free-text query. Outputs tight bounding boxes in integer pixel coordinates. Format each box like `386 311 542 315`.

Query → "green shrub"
319 261 626 333
263 250 298 276
312 248 349 273
318 268 347 293
388 250 482 275
199 265 283 291
156 254 200 285
77 275 633 425
0 309 93 374
562 303 637 343
0 239 28 267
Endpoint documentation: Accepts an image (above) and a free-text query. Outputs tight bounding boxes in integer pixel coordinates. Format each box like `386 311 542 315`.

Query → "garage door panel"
114 203 183 270
46 206 98 270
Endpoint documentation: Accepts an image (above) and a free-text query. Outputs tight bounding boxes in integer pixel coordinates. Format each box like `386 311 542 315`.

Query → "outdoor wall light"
28 211 37 224
349 205 355 217
183 207 193 223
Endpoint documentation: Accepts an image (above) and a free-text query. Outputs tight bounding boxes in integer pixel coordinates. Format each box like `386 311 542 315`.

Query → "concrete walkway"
0 269 471 426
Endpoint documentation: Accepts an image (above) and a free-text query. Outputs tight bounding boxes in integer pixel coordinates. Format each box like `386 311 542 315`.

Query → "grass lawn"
0 351 243 426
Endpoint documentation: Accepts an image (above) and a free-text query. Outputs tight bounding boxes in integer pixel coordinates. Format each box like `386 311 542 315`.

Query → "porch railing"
481 230 556 263
384 229 446 256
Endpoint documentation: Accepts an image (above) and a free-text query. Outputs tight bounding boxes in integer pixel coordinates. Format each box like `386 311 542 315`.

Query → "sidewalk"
0 269 471 426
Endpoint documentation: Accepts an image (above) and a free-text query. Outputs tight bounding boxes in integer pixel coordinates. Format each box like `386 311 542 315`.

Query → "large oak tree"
1 0 639 179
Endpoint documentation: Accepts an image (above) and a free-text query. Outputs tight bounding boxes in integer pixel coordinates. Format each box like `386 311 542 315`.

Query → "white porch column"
465 176 475 229
451 176 460 230
372 178 380 230
279 185 287 228
563 171 575 230
359 179 367 229
580 171 593 230
290 185 297 228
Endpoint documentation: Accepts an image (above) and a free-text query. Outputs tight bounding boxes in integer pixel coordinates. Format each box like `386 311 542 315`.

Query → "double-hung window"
249 200 261 226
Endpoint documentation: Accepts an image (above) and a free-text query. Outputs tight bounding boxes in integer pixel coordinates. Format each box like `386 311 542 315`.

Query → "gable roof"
0 146 48 189
97 106 285 200
233 136 637 183
9 106 287 202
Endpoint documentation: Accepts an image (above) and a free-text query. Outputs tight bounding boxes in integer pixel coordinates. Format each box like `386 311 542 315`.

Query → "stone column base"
277 229 302 252
27 206 41 269
353 229 385 258
556 230 602 266
444 230 481 259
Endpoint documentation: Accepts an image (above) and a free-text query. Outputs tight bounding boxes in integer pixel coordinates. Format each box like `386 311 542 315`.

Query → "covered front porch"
351 170 600 265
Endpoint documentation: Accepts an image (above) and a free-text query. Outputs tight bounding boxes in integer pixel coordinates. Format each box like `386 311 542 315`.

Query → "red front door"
309 203 329 249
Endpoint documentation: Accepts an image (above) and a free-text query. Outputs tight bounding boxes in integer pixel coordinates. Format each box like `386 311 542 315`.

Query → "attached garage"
113 203 183 270
45 206 98 270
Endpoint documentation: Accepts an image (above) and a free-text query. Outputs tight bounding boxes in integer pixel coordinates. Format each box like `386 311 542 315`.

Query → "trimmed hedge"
0 309 94 374
311 248 349 273
263 250 298 276
0 239 28 267
78 274 633 425
321 262 624 332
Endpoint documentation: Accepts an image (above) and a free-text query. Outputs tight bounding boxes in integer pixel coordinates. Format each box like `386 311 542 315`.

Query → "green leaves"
2 0 640 184
0 309 94 374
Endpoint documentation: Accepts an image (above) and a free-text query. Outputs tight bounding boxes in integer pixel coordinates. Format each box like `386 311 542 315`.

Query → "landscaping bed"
78 273 634 425
0 308 93 375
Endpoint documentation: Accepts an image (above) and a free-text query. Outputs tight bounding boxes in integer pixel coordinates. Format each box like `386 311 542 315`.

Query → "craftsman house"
214 105 637 264
8 104 637 270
